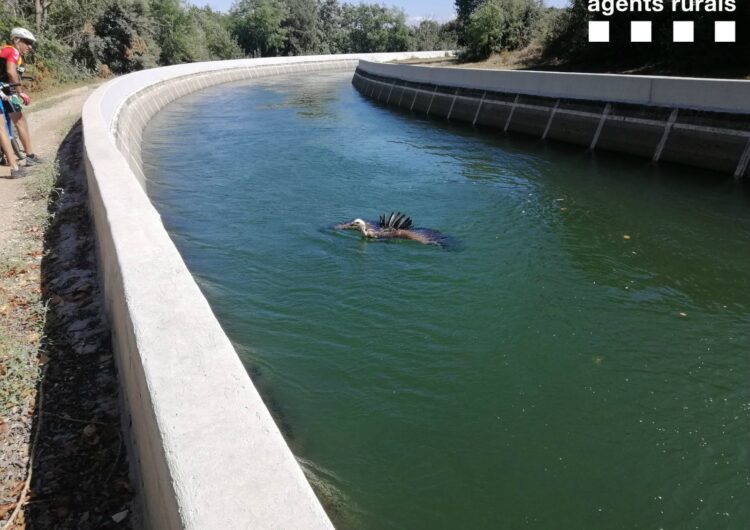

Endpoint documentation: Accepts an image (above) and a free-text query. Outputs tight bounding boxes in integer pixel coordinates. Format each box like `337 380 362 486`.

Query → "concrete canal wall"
353 61 750 179
80 51 447 530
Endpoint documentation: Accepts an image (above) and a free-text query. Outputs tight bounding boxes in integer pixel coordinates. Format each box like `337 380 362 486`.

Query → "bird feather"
379 212 413 230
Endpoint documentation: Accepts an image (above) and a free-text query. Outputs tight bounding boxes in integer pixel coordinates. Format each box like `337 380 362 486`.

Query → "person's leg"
0 120 26 177
10 112 34 157
0 118 19 169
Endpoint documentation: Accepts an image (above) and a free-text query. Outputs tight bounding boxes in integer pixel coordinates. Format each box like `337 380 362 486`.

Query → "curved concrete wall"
81 52 447 530
354 61 750 178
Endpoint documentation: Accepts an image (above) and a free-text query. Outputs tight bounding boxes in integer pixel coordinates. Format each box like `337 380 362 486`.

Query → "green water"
142 72 750 529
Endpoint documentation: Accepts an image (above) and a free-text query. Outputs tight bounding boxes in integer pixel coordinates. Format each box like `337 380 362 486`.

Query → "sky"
196 0 570 22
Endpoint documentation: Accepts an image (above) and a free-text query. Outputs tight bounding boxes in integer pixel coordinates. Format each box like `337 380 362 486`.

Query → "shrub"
461 0 541 60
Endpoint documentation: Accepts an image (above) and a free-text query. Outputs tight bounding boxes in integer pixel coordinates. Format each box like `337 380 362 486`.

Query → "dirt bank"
0 84 133 529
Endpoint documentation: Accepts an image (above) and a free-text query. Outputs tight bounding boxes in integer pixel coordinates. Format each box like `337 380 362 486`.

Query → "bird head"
351 219 368 234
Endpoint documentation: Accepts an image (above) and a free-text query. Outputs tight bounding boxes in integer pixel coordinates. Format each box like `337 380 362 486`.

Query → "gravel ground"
0 89 133 529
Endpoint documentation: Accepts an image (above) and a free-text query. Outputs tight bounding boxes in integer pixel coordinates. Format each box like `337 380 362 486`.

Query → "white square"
715 21 736 42
631 21 652 43
673 21 694 43
589 21 609 43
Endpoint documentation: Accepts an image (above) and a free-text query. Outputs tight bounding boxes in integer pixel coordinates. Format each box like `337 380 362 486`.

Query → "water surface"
143 71 750 529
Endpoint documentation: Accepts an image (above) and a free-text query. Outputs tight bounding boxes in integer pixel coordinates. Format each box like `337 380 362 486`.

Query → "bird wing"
379 212 413 230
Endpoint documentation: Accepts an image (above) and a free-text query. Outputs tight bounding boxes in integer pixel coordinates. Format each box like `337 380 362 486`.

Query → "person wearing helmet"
0 92 27 178
0 28 40 166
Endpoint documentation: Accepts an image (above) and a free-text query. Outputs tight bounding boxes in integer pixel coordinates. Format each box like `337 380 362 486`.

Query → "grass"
26 78 104 113
0 159 58 419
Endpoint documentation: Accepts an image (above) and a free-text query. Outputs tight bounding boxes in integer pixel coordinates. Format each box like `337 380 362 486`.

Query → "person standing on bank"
0 91 27 178
0 28 41 165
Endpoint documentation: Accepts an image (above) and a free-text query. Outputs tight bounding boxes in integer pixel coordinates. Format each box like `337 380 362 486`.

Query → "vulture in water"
336 212 445 246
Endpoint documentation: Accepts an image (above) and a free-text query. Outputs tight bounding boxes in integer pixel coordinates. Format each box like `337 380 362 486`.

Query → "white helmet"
10 28 36 43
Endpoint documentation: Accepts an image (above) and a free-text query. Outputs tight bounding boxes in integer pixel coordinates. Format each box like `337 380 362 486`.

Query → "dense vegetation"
0 0 457 88
455 0 749 74
543 0 750 74
1 0 747 89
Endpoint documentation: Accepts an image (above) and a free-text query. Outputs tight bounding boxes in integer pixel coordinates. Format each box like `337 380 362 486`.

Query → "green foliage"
542 1 750 73
453 0 484 45
231 0 289 57
462 0 541 60
343 3 409 53
93 0 159 73
316 0 347 53
189 7 244 61
282 0 319 55
151 0 198 64
0 0 458 86
33 36 91 84
409 19 458 52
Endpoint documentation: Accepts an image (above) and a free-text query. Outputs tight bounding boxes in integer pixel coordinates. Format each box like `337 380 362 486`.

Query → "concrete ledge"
357 60 750 115
354 61 750 178
81 51 447 530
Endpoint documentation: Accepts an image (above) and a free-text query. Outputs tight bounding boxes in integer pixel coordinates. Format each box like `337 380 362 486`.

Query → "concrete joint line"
472 91 486 126
410 89 418 112
397 85 405 107
606 113 671 127
654 108 678 162
386 82 395 104
672 122 750 138
734 138 750 179
590 103 612 150
368 79 750 138
542 100 560 140
446 88 459 121
504 94 520 133
426 86 439 116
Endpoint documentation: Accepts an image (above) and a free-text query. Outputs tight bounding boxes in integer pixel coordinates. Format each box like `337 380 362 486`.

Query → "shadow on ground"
24 121 133 529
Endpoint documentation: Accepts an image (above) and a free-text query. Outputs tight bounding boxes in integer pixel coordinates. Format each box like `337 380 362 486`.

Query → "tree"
343 3 409 53
282 0 318 55
462 0 540 60
231 0 288 57
151 0 199 64
409 19 457 51
316 0 346 53
542 0 750 73
189 6 244 60
454 0 483 25
94 0 159 73
453 0 483 45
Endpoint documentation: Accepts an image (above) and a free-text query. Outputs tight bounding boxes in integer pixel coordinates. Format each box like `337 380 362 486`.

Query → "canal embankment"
353 60 750 179
81 52 447 529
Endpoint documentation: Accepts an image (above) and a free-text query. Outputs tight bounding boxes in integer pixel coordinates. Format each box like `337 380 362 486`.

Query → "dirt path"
0 86 94 245
0 84 133 529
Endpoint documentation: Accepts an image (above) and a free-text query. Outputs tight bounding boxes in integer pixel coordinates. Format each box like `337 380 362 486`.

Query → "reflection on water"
143 71 750 530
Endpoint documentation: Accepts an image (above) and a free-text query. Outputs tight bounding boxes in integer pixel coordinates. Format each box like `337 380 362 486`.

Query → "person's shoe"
23 153 42 166
7 166 28 179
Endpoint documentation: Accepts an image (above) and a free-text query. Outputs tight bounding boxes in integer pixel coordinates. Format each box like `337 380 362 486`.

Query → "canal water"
142 71 750 529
